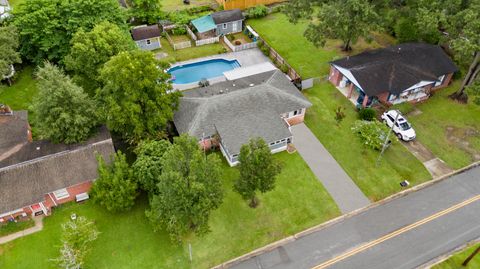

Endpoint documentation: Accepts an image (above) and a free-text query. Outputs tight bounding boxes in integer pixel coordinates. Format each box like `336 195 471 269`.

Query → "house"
216 0 285 10
0 0 11 20
191 9 244 38
173 70 311 166
0 109 115 223
131 25 162 51
328 43 458 107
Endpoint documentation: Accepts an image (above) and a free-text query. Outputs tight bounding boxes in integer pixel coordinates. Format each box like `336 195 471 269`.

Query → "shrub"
358 108 376 121
334 106 346 125
234 40 241 45
394 17 419 43
198 78 210 87
270 4 284 14
246 5 268 19
279 63 288 74
261 45 270 56
227 34 235 41
351 120 391 151
170 27 186 35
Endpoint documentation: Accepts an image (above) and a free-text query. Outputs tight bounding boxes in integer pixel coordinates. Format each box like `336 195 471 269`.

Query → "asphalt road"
230 166 480 269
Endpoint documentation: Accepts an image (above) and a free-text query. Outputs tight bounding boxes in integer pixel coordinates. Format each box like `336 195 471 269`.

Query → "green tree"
132 139 171 194
13 0 126 65
0 25 21 84
351 120 390 150
97 50 180 143
285 0 380 51
91 151 138 212
234 138 282 208
65 21 136 95
129 0 162 24
146 134 223 241
31 63 98 144
53 216 99 269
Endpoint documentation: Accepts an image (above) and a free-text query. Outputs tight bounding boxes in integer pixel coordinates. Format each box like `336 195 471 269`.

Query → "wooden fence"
223 36 257 52
165 32 192 50
196 36 220 46
186 25 197 41
216 0 285 10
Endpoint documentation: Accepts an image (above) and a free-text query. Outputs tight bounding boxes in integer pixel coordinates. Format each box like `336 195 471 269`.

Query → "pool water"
167 59 241 84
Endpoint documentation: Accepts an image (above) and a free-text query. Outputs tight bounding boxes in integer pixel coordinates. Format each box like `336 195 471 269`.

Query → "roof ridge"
187 98 210 135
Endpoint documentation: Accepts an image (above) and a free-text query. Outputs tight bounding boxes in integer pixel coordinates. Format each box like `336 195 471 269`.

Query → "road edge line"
417 237 480 269
211 161 480 269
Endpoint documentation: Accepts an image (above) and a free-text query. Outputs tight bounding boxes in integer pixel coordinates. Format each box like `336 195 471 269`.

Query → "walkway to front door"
291 123 370 213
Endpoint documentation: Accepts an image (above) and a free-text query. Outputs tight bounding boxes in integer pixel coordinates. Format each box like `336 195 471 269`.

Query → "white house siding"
135 37 161 51
215 20 243 36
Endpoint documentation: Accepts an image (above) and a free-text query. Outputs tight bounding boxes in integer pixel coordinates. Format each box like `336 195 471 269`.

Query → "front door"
232 22 237 33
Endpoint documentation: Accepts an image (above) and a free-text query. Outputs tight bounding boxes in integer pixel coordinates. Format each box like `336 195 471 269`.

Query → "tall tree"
31 63 98 144
13 0 126 65
234 138 282 208
285 0 380 51
448 1 480 102
132 139 171 194
97 50 180 143
65 21 136 95
129 0 162 24
91 151 138 212
146 134 223 241
0 25 21 84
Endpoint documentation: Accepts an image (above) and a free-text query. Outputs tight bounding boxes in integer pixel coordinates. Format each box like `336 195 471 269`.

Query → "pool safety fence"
196 36 220 46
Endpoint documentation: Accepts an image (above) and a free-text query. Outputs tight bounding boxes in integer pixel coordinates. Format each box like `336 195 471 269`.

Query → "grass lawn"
0 66 38 111
0 152 340 269
433 243 480 269
249 13 429 200
0 219 35 237
161 0 217 11
395 82 480 169
248 13 395 79
157 38 226 63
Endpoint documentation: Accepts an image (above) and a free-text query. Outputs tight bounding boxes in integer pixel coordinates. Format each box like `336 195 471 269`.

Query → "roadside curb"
418 237 480 268
212 160 480 269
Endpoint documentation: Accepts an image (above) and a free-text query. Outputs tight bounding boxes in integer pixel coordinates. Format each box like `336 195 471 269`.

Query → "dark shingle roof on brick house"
330 43 458 96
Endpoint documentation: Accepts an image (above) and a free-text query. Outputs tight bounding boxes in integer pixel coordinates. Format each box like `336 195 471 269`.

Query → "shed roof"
331 43 458 96
212 9 244 24
191 15 216 33
131 25 161 41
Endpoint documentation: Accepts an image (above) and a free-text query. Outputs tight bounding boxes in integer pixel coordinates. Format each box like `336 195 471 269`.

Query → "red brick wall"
377 92 390 104
432 73 454 91
64 181 93 204
285 109 306 126
328 66 342 86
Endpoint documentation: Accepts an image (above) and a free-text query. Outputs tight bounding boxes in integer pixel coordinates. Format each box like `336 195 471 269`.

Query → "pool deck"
170 48 271 91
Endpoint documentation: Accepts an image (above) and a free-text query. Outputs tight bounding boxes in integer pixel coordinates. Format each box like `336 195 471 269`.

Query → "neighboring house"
329 43 458 107
0 0 11 20
131 25 162 51
191 9 244 38
0 109 115 223
216 0 285 10
174 70 311 166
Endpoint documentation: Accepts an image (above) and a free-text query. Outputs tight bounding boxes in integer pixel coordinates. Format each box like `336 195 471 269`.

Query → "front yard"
249 13 431 201
0 152 340 269
433 243 480 269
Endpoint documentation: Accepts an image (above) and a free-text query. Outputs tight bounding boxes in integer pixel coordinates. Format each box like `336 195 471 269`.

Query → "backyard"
0 152 340 269
433 243 480 269
249 13 431 200
161 0 217 12
157 37 226 63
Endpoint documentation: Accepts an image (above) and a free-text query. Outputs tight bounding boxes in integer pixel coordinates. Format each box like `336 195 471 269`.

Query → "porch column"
347 84 354 98
362 95 369 108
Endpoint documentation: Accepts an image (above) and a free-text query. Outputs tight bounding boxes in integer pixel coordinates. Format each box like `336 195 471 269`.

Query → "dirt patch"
445 126 480 161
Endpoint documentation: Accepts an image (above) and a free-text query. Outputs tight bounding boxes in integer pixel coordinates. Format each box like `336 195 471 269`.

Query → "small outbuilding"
191 9 244 38
131 24 162 51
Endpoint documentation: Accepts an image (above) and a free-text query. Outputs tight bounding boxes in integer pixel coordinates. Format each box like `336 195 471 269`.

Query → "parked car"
381 110 416 141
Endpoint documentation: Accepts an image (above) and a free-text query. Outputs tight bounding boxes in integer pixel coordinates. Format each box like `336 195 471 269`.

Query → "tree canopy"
31 63 98 144
13 0 126 65
97 50 180 143
129 0 162 24
146 134 223 241
91 151 138 212
234 138 282 208
65 21 136 95
0 25 21 80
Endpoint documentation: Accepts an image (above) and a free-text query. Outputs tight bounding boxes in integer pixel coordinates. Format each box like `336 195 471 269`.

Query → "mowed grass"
161 0 217 12
399 82 480 169
0 152 340 269
0 66 38 111
304 83 431 201
157 38 226 63
433 243 480 269
249 13 429 200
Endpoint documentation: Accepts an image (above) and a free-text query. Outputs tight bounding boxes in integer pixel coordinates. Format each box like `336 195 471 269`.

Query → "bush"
170 27 186 35
227 34 235 41
279 63 288 74
246 5 268 19
260 45 270 56
394 17 419 43
351 120 391 151
234 40 241 45
358 108 376 121
270 4 284 14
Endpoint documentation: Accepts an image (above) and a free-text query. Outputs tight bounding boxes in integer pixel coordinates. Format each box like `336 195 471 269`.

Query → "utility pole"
376 111 400 167
462 245 480 266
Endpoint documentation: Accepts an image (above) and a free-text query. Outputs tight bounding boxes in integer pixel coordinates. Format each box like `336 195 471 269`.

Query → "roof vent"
219 89 224 94
36 147 40 151
249 83 254 87
232 84 236 87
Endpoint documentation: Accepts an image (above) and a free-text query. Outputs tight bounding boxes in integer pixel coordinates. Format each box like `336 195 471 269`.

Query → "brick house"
328 43 458 107
173 70 311 166
0 110 115 223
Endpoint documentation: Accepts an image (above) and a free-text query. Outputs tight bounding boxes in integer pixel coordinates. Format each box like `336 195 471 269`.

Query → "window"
281 139 286 142
146 39 151 45
53 188 70 200
270 142 275 146
223 23 227 29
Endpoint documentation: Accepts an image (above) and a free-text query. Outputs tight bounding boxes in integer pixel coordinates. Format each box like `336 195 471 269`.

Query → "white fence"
165 32 192 50
196 36 219 46
223 36 257 52
186 25 197 41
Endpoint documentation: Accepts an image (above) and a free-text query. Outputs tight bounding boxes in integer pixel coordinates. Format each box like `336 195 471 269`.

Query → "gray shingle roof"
0 138 115 214
212 9 244 24
331 43 458 96
174 70 311 155
0 111 30 160
131 25 161 41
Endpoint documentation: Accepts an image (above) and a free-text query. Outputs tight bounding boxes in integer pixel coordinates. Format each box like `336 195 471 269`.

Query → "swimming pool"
167 59 241 84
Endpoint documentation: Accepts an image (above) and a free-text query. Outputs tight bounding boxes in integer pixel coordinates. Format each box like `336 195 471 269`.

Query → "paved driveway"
291 123 370 213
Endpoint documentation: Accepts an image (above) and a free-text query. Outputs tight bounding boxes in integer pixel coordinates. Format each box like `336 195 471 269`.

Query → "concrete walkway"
291 123 370 213
402 140 453 178
0 216 44 244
